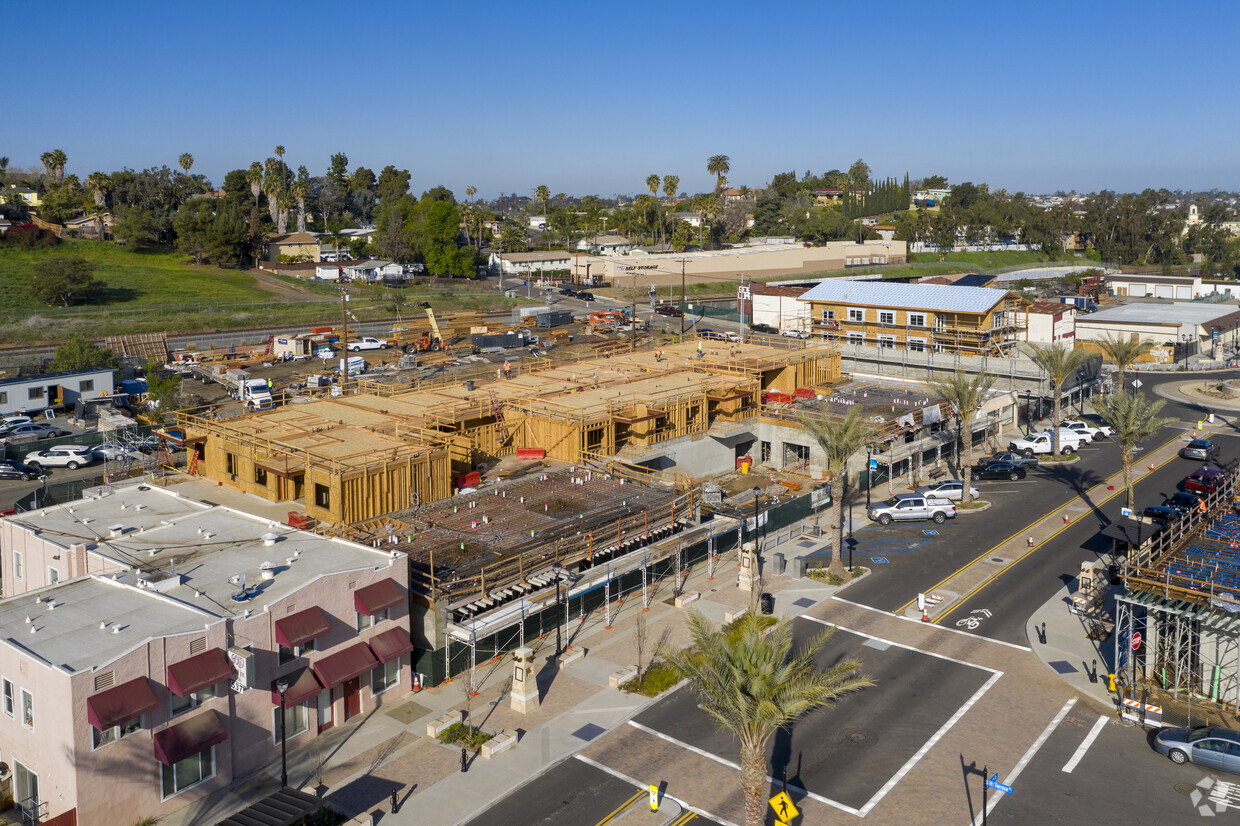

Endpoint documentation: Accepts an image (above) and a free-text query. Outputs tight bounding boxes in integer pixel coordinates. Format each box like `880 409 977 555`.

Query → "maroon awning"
275 606 331 648
87 677 159 731
167 649 232 697
368 627 413 664
311 642 378 689
153 710 228 766
271 666 322 707
354 579 404 616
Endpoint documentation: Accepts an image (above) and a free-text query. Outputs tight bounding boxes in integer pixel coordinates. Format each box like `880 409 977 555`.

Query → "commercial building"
0 484 411 826
488 250 572 275
798 281 1026 356
751 285 812 332
1074 303 1240 364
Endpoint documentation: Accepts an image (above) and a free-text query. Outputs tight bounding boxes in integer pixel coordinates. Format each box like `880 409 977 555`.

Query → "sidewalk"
162 524 844 826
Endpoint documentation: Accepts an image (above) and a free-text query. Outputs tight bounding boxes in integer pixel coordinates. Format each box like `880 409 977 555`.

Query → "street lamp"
275 677 289 788
1182 333 1193 369
751 486 762 550
865 445 874 507
552 561 564 657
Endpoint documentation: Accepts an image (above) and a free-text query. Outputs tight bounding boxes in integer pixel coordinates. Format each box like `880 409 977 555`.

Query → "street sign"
1121 507 1133 518
870 458 879 470
1132 631 1143 650
738 284 752 301
769 791 799 821
648 784 659 811
1131 379 1143 389
987 774 1014 795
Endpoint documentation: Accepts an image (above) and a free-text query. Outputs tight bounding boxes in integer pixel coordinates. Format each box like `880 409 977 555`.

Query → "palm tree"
246 161 263 203
263 158 283 228
1093 392 1172 508
465 185 476 203
40 152 55 181
662 175 679 205
178 153 194 178
659 612 872 826
928 369 997 491
1022 342 1092 457
797 404 876 576
290 178 309 234
1095 333 1154 393
274 145 287 195
706 154 730 194
645 175 662 243
535 184 550 217
49 149 67 184
0 156 9 181
85 172 110 208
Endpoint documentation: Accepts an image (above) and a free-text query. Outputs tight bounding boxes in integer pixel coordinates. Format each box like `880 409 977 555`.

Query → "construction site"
1115 467 1240 717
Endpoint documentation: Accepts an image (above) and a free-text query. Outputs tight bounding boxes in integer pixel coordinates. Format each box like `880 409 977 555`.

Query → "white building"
575 234 634 256
0 368 116 417
341 260 403 282
751 285 812 332
1022 301 1076 344
488 250 572 275
1075 303 1240 364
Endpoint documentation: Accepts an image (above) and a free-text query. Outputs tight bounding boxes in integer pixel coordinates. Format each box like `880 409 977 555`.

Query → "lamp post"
552 561 564 657
865 445 873 507
751 486 762 550
275 678 289 788
1182 333 1192 369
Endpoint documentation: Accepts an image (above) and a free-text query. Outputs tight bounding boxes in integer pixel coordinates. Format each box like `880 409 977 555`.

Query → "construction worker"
697 340 703 358
503 361 512 379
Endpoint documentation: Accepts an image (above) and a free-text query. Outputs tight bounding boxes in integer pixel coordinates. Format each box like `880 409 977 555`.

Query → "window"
993 312 1005 329
909 313 926 328
92 714 143 749
20 689 33 730
908 338 926 353
13 551 21 580
79 380 94 393
847 309 864 323
225 453 236 475
278 638 315 666
0 393 7 405
847 333 865 346
878 311 895 325
27 388 42 401
2 679 12 717
160 748 215 799
356 607 390 631
271 703 309 744
170 683 216 716
878 335 897 349
371 659 400 695
47 568 59 585
314 484 330 508
820 308 835 322
254 466 268 486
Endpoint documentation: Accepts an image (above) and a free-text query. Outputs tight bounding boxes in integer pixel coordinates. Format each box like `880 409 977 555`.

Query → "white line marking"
971 697 1077 826
801 614 1002 673
1061 715 1108 773
626 720 860 816
574 754 741 826
830 596 1033 652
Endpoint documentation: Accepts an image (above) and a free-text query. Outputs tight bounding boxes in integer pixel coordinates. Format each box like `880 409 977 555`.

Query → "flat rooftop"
1083 302 1240 326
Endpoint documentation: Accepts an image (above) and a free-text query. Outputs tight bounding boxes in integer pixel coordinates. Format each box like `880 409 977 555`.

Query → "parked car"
1060 419 1112 441
1142 505 1184 525
916 480 980 502
24 445 96 469
1181 439 1219 461
867 493 956 525
1009 429 1087 456
1154 726 1240 773
346 337 388 352
93 440 141 461
780 328 810 339
558 287 577 297
577 292 595 302
979 451 1039 469
1184 467 1224 495
1165 491 1203 514
699 328 727 341
0 460 45 481
750 323 778 335
654 305 683 317
0 423 71 443
973 461 1028 481
1 416 33 428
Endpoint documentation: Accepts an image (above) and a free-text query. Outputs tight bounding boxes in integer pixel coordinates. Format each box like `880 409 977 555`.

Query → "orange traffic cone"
1028 536 1035 547
921 606 930 622
1063 513 1070 524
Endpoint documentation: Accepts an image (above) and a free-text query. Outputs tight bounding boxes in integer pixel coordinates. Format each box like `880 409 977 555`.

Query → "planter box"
724 606 749 624
674 592 700 608
481 731 517 759
426 713 458 738
610 666 638 688
561 647 586 666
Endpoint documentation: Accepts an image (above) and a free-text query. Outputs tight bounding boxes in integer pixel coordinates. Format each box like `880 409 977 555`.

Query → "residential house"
1023 301 1077 344
0 368 116 416
575 234 634 256
3 186 42 208
913 188 951 205
262 233 321 263
798 281 1025 356
811 188 844 205
0 484 412 826
341 259 404 282
670 211 703 228
489 250 572 275
720 188 750 205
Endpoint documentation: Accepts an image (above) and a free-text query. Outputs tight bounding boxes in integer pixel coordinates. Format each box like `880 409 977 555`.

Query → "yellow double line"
594 790 697 825
894 434 1183 620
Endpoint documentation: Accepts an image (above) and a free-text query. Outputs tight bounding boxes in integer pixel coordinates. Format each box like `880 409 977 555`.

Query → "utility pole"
680 259 687 336
631 277 638 347
340 288 349 382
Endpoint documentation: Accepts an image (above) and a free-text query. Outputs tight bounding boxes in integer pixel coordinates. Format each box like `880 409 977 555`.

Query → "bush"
723 613 777 643
3 225 58 249
620 660 681 696
436 722 493 749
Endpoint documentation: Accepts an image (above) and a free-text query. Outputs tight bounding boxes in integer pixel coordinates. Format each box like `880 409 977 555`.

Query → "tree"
921 174 948 190
178 153 194 177
1095 333 1154 392
706 155 730 194
465 185 476 202
85 172 110 208
274 145 286 196
0 156 8 181
1093 393 1172 508
377 166 411 203
1022 343 1093 456
29 255 103 307
173 199 216 263
796 404 875 576
928 370 997 491
847 158 870 190
144 360 183 413
659 612 872 826
41 149 68 185
50 335 121 372
535 184 550 217
750 190 784 236
662 175 679 204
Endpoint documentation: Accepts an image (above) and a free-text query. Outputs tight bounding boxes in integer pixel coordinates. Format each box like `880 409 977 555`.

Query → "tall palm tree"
0 156 9 181
49 149 67 184
178 153 194 178
85 172 110 208
659 612 871 826
40 152 56 182
534 184 550 216
263 158 283 228
706 154 730 194
1093 392 1172 508
290 178 309 234
928 369 997 490
645 175 662 244
1095 333 1154 393
1022 342 1092 457
662 174 679 205
274 145 287 196
246 161 263 204
465 185 476 203
797 404 876 576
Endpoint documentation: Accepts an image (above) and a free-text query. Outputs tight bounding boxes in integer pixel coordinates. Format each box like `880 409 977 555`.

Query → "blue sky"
5 0 1237 199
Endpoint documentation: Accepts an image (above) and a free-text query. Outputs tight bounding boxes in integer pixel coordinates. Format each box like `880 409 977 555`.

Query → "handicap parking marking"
871 557 889 564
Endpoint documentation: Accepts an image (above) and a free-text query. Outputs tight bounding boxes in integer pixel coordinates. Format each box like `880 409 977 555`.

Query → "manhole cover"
1175 782 1198 796
846 730 869 743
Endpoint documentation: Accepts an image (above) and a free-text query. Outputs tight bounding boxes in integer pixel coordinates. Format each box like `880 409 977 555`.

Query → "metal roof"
797 280 1010 314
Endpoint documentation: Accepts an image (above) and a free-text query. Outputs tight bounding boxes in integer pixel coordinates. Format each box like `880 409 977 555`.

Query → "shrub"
436 722 493 749
620 660 681 696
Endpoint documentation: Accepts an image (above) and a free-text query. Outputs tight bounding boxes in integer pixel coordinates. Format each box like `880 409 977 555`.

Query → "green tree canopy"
29 255 103 307
50 335 122 372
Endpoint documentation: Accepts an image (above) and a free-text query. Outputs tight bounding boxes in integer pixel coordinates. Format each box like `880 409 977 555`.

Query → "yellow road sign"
769 791 799 821
649 784 659 811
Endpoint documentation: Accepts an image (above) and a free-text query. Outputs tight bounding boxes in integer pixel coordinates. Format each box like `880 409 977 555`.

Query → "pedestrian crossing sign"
769 791 799 821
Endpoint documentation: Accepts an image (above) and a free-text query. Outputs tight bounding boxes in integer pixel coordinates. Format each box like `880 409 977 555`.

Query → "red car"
654 305 683 317
1184 467 1223 494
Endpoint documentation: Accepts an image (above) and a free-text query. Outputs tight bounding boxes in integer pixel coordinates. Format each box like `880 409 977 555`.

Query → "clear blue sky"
6 0 1236 199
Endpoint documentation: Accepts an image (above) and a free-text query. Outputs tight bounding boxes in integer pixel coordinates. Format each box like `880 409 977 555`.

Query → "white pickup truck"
1009 429 1089 456
346 337 389 352
1060 419 1112 441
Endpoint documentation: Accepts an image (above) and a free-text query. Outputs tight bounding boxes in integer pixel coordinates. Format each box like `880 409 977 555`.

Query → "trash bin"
760 593 775 615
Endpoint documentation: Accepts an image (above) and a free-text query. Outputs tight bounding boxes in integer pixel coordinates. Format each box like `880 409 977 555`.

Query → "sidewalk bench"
674 592 700 608
426 713 458 738
724 606 749 624
609 666 638 688
481 731 517 759
561 647 586 667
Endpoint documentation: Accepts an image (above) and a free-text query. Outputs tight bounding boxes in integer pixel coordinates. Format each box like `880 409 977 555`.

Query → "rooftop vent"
262 533 280 547
260 561 277 580
108 524 125 538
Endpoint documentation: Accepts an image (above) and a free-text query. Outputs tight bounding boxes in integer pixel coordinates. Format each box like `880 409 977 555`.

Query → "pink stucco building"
0 484 411 825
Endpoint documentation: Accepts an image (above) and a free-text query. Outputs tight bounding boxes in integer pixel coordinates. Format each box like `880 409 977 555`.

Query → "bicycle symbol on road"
955 609 992 630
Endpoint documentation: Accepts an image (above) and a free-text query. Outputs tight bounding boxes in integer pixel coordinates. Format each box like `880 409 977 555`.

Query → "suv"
558 287 577 297
867 493 956 525
916 480 980 502
1185 467 1224 494
576 291 595 302
654 305 683 317
1181 439 1219 461
750 323 778 335
24 445 96 470
979 451 1039 469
